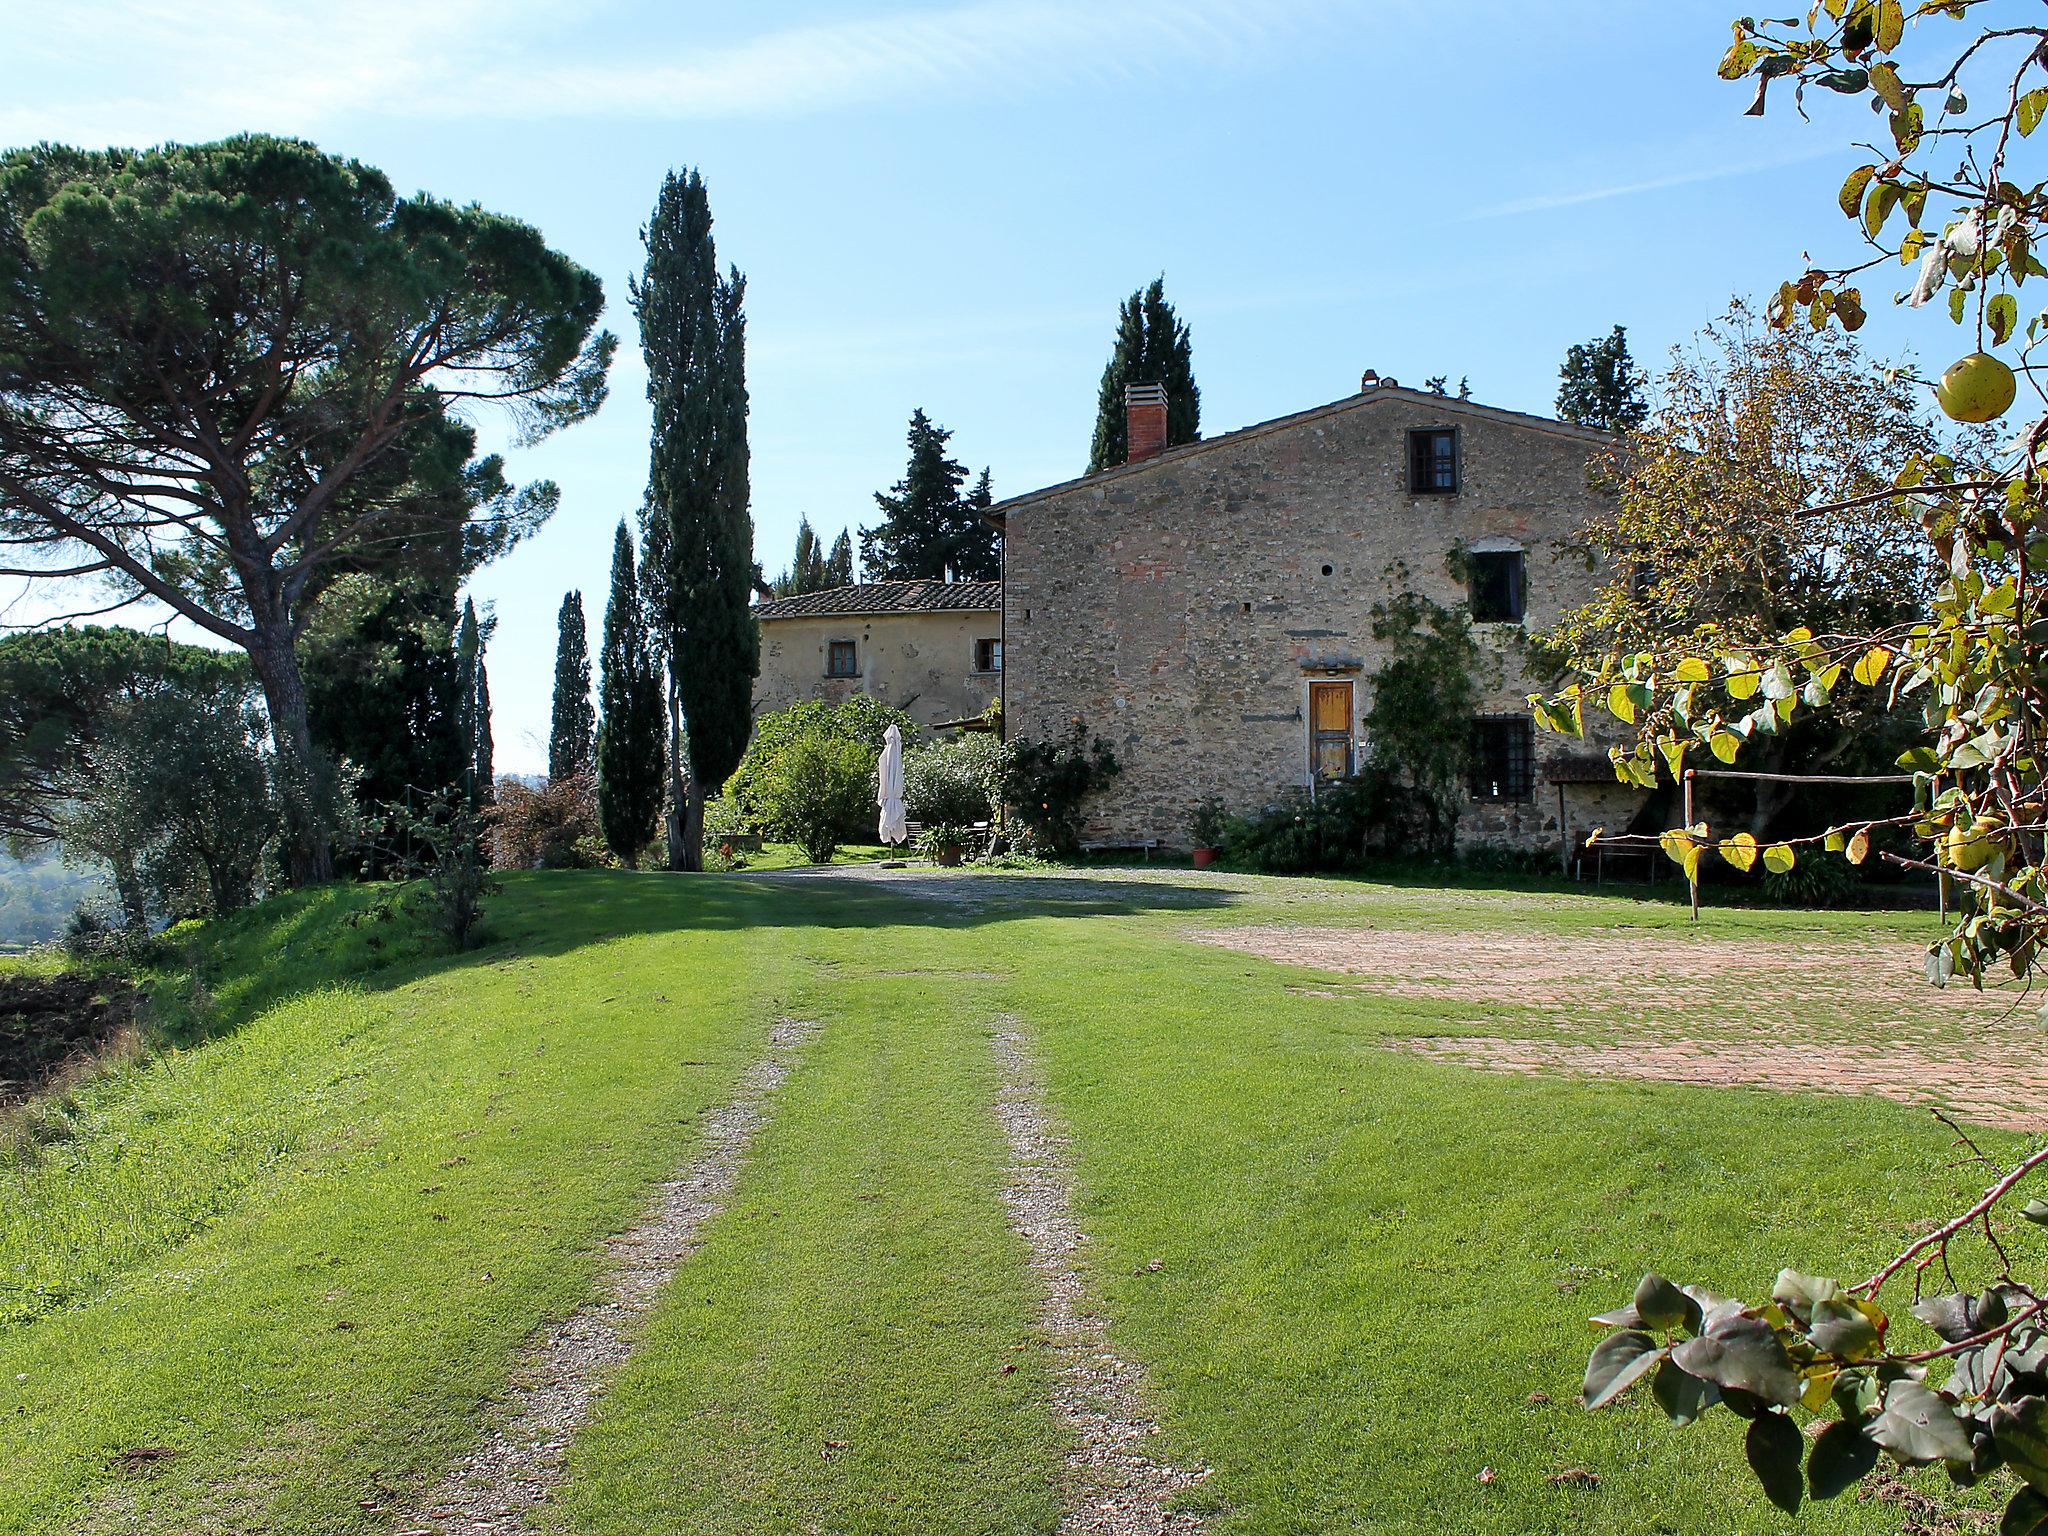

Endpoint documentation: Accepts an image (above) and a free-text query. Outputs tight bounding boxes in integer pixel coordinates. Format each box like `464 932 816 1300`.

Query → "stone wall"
755 609 1003 731
999 387 1643 855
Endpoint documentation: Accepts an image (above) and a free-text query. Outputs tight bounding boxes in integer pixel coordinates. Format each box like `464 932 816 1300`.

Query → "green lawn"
0 867 2033 1534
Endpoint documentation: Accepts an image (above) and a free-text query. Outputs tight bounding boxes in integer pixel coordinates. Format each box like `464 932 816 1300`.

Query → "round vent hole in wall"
1320 564 1334 577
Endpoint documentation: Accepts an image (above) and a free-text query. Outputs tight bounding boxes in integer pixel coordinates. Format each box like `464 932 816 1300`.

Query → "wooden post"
1683 767 1700 923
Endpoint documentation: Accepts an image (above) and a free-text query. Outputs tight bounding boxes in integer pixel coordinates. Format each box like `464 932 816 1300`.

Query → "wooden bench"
1078 839 1160 861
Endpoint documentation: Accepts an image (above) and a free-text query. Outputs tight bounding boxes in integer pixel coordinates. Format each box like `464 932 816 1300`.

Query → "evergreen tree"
1087 276 1200 473
303 573 463 840
825 528 855 587
770 517 831 596
452 598 494 806
860 410 998 580
1555 325 1650 432
596 522 666 864
633 166 758 871
548 591 596 780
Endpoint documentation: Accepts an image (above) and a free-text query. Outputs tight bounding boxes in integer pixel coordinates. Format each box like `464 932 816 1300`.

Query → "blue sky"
3 1 1920 772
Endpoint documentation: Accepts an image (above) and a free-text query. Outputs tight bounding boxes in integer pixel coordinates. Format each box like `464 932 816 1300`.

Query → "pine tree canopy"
548 589 596 781
633 165 758 867
1555 325 1650 432
596 522 666 863
860 410 999 581
1087 276 1201 473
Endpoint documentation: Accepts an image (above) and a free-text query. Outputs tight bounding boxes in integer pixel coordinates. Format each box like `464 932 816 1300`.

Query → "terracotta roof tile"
753 580 1001 621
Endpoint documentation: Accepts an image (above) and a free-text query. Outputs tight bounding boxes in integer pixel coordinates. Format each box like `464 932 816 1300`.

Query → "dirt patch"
1384 1034 2048 1131
392 1016 818 1536
1199 924 2048 1130
1191 925 2009 1025
0 973 141 1105
992 1020 1210 1534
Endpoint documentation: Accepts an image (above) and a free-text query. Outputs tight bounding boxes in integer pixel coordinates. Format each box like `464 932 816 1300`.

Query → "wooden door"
1308 680 1354 782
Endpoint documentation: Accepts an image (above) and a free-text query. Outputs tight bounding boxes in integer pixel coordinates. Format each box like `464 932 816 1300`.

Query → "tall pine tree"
1555 325 1650 432
860 411 998 581
1087 276 1200 473
596 522 665 864
824 528 855 587
633 167 758 871
548 590 595 780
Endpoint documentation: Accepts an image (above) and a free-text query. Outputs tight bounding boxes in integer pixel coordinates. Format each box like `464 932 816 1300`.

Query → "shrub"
1218 769 1438 874
902 734 1002 827
390 791 498 951
726 697 913 834
1189 798 1228 848
489 773 607 870
753 731 874 864
915 822 977 862
996 721 1119 858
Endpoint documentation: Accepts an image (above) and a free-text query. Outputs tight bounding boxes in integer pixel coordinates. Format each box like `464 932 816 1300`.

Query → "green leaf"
2006 1487 2048 1536
2022 1199 2048 1226
1635 1272 1699 1333
1763 844 1796 875
1672 1316 1804 1407
1870 1380 1974 1466
1746 1412 1805 1514
1869 61 1907 111
1994 1396 2048 1490
1809 1418 1879 1499
1651 1359 1718 1425
1710 729 1742 764
1584 1329 1665 1410
1874 0 1903 51
2022 89 2048 138
1992 293 2020 346
1810 1296 1883 1360
1674 657 1711 683
1720 832 1760 872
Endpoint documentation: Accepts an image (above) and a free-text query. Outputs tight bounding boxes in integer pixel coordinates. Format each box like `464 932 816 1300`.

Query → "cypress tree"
825 529 855 588
860 410 996 580
1556 325 1650 432
453 599 485 805
596 522 666 864
633 167 758 871
548 590 596 780
771 518 831 596
472 649 494 803
1087 276 1200 473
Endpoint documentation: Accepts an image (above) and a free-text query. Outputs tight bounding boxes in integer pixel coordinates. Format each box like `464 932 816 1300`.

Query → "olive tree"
0 136 613 884
1536 6 2048 1521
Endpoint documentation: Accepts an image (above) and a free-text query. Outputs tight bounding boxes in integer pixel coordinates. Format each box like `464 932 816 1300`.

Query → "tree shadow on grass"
169 866 1241 1047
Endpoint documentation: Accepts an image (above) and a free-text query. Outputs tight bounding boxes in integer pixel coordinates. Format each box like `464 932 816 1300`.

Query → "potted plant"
1189 800 1227 868
918 823 972 867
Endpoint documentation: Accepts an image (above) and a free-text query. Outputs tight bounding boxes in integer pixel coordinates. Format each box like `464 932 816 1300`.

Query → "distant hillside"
0 846 102 948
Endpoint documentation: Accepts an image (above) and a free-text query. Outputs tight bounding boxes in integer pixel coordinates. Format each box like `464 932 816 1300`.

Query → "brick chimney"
1124 382 1168 465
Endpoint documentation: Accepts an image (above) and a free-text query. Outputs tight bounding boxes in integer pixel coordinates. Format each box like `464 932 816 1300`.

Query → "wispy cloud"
1 0 1360 146
1460 145 1839 222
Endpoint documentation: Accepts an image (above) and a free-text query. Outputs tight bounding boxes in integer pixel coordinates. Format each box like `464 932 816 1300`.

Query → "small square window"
1469 716 1533 802
974 638 1002 673
1408 428 1459 494
1468 550 1525 623
826 639 858 678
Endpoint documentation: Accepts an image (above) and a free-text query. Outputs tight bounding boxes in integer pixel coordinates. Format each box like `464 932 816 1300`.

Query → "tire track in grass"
391 1015 818 1536
992 1018 1211 1535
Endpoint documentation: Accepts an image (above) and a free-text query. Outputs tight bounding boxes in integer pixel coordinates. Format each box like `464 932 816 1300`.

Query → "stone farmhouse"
752 579 1003 733
986 378 1649 859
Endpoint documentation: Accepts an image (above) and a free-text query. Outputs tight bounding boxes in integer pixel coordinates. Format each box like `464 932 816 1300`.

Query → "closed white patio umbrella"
876 723 908 846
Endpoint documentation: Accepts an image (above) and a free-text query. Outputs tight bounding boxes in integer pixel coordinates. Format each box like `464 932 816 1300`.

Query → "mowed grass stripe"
544 925 1063 1536
958 887 2031 1536
0 874 798 1536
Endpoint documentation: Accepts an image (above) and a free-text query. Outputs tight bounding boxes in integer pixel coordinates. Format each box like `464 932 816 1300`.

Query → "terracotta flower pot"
934 846 964 867
1192 846 1218 868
